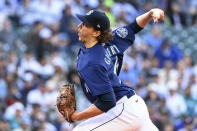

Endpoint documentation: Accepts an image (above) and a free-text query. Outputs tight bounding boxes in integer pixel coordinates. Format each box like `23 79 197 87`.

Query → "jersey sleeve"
83 64 113 96
94 91 116 112
110 20 143 53
129 20 143 34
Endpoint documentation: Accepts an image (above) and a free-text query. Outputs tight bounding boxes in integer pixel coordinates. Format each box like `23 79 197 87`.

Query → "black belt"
126 90 136 99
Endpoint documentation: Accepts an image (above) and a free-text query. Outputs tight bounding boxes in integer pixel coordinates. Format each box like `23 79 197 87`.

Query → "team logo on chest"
116 27 128 38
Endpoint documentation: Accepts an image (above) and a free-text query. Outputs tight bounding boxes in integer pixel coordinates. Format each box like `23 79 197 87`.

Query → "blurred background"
0 0 196 131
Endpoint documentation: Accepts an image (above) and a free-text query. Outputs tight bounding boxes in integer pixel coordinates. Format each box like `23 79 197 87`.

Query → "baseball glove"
56 84 76 122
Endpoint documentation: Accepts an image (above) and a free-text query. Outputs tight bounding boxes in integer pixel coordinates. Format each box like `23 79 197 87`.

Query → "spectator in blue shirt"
154 39 183 68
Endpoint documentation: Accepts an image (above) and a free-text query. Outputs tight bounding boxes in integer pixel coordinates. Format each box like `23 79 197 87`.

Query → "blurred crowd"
0 0 196 131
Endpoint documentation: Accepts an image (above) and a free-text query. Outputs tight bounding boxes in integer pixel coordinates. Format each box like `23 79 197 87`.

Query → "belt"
126 90 136 99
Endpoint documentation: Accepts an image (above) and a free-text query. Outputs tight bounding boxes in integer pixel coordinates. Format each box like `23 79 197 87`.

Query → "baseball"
152 9 161 19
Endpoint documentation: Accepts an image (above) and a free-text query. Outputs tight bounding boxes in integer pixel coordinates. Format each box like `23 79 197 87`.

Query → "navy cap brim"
76 14 91 25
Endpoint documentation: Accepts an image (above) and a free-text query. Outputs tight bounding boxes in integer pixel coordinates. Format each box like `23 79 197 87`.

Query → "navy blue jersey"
77 44 133 103
104 20 142 75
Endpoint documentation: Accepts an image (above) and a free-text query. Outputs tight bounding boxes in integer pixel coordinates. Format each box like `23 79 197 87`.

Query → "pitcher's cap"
76 10 110 31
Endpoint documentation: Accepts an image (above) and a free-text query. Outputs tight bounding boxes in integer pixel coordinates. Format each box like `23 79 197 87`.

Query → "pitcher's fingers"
160 11 165 21
154 18 158 24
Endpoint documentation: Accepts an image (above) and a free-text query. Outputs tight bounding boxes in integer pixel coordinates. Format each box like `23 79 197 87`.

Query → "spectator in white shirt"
18 51 40 77
45 80 58 108
6 51 18 74
37 56 55 80
158 60 179 85
4 99 24 120
166 80 187 118
189 74 197 100
148 74 168 98
27 81 48 111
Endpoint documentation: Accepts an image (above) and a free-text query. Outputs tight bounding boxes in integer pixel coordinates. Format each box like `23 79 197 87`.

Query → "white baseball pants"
73 95 159 131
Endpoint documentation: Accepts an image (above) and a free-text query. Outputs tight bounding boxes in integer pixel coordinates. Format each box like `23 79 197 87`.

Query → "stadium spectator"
166 80 187 118
143 25 163 51
25 21 44 54
155 39 183 68
0 18 16 45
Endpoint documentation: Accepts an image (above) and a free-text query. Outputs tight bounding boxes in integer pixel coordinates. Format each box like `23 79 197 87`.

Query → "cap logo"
97 24 100 28
86 10 94 15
